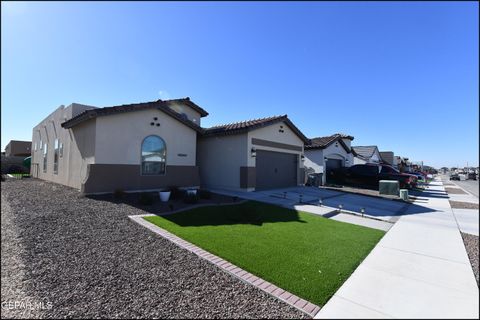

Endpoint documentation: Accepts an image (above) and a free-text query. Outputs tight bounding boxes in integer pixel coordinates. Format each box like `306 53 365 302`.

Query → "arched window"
141 135 166 175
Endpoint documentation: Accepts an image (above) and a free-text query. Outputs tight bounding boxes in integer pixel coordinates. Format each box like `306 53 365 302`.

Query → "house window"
141 135 166 175
59 142 63 157
40 139 43 149
43 144 48 173
53 139 59 174
34 142 37 151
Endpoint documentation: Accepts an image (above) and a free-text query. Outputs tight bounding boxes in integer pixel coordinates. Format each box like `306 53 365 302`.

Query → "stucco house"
32 98 309 194
5 140 32 157
352 145 381 164
304 133 354 185
379 151 398 168
31 98 207 194
198 115 308 191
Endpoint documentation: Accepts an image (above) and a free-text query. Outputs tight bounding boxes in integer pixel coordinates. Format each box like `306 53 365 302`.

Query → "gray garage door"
325 158 343 183
256 150 298 190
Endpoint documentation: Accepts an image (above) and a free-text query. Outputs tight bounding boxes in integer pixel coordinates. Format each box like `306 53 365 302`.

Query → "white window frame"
141 135 167 176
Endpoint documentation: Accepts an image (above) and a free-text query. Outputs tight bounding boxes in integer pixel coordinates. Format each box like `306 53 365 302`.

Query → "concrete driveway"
211 186 435 223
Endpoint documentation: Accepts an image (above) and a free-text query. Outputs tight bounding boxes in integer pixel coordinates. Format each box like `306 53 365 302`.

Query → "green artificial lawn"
144 201 385 307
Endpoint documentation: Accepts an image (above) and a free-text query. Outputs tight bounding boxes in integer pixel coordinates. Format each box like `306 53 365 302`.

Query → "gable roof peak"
203 114 307 142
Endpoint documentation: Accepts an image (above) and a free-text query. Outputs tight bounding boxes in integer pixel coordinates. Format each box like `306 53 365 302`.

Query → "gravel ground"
444 187 467 194
449 201 479 209
461 232 479 286
1 179 308 319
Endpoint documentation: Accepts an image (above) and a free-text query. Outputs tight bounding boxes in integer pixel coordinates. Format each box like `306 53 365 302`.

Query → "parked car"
467 172 477 180
407 171 426 181
450 173 460 181
330 164 417 189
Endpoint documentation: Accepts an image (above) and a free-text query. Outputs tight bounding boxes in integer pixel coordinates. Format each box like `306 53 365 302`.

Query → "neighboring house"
352 146 381 164
395 156 410 172
304 133 354 185
31 98 207 194
198 115 308 191
5 140 32 157
379 151 398 168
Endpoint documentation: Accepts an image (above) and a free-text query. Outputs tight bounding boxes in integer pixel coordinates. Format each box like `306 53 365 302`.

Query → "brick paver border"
129 214 321 318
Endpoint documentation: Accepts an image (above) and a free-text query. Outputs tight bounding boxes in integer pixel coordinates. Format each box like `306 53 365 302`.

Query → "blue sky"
2 1 478 168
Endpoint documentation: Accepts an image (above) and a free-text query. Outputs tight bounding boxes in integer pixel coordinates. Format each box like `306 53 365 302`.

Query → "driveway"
212 186 435 223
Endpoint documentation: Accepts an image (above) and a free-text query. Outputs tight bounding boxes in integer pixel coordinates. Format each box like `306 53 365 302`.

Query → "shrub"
113 188 125 200
198 189 212 199
6 164 28 174
138 192 154 205
183 192 199 204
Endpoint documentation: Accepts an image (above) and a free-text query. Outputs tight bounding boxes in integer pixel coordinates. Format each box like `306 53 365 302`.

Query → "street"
447 176 479 198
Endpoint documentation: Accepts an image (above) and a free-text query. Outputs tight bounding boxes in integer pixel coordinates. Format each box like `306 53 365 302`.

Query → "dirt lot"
444 187 467 194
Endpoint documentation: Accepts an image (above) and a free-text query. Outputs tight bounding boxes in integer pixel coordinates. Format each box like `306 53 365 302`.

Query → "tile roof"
352 146 379 159
379 151 394 165
61 98 206 133
305 133 354 151
203 115 309 143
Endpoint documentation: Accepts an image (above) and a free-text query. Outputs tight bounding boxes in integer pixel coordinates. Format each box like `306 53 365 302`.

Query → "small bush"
169 186 184 200
138 192 154 205
198 189 212 199
6 164 28 174
113 188 125 200
183 192 199 204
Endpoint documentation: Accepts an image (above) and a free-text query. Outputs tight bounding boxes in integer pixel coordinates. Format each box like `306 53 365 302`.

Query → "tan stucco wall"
247 122 304 177
198 134 248 191
247 122 304 165
304 149 324 174
31 103 97 190
94 108 197 166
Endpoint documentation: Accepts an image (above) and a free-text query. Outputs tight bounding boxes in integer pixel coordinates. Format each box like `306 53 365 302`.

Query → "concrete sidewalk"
452 208 479 236
315 177 479 319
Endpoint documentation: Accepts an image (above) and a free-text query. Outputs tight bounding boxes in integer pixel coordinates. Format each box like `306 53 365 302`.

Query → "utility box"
379 180 400 196
399 189 409 201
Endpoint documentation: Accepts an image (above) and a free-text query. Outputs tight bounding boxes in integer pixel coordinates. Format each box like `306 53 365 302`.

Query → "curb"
129 214 321 318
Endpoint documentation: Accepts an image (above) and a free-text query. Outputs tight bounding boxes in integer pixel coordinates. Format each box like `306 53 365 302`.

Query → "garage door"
325 159 342 183
256 150 298 190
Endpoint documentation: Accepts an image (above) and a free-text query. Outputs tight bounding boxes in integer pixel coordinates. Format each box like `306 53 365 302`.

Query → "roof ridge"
207 114 286 129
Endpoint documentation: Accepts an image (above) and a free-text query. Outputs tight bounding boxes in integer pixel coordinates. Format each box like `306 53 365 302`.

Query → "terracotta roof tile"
352 146 379 158
61 98 206 133
305 133 354 150
204 115 308 143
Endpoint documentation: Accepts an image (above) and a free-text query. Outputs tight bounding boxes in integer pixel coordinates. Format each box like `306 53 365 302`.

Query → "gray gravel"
449 201 479 210
1 179 309 319
461 232 479 287
444 187 467 194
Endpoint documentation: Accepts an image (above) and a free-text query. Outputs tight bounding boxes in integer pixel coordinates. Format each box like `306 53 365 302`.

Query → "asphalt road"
451 179 479 198
442 174 479 198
